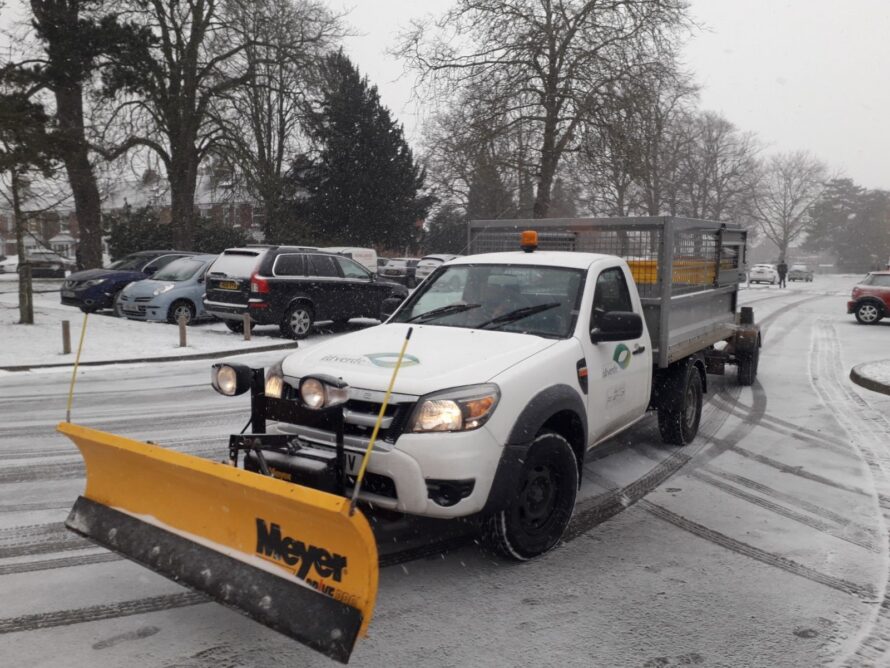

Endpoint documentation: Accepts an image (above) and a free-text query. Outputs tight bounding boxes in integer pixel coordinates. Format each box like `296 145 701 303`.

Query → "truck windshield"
393 263 585 338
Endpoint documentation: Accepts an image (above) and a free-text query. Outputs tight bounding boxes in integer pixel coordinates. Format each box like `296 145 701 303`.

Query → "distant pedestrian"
777 261 788 288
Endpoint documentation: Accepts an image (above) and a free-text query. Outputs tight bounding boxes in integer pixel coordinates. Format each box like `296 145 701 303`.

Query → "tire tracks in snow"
808 319 890 666
639 500 873 599
0 292 830 634
0 445 222 484
0 592 207 635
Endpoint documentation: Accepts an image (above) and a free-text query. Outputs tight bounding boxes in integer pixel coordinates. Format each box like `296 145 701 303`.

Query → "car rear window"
208 251 261 277
273 254 305 276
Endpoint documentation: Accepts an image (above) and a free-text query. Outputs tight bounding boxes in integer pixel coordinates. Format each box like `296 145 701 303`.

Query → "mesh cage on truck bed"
468 217 748 368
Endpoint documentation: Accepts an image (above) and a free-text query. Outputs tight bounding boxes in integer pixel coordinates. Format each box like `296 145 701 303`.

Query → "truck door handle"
632 345 646 355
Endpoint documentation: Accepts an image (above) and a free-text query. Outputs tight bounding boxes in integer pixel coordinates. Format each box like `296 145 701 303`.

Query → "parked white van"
321 247 378 273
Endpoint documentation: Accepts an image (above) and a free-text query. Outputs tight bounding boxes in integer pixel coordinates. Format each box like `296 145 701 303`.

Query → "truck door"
582 265 652 442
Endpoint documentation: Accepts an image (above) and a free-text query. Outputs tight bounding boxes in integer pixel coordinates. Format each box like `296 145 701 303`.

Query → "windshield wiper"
476 302 561 330
406 302 481 323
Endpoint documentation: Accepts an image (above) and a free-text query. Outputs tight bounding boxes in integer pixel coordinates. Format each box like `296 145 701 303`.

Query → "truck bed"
467 217 748 368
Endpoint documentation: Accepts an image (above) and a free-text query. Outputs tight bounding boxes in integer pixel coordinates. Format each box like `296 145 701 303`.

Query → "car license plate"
218 280 239 290
62 290 75 298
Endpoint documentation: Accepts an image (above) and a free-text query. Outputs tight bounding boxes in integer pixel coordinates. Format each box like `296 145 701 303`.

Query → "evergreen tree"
0 90 58 324
424 204 467 254
300 52 432 248
466 151 513 220
806 178 890 272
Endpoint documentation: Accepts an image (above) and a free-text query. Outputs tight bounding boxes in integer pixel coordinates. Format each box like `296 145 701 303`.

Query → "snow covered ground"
0 279 362 368
1 274 890 667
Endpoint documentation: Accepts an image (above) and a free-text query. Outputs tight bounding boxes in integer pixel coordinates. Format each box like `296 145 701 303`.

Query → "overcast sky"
2 1 889 189
333 0 890 190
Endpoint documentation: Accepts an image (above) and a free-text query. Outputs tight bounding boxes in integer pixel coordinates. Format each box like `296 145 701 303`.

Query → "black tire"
224 319 255 333
855 301 883 325
281 303 314 339
737 343 759 386
484 431 578 560
658 364 703 446
80 305 97 314
167 299 196 325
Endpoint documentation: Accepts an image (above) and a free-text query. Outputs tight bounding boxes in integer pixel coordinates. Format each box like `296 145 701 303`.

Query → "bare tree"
750 151 827 261
578 60 696 216
673 111 760 221
23 0 143 269
105 0 262 249
397 0 690 218
214 0 343 242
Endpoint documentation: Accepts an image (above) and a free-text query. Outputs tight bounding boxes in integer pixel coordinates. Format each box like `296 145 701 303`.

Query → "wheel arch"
856 297 886 314
285 295 316 315
651 353 707 412
481 383 586 516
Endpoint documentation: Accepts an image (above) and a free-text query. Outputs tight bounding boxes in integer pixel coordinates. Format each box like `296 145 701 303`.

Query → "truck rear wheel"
484 431 578 560
658 364 703 446
737 345 759 386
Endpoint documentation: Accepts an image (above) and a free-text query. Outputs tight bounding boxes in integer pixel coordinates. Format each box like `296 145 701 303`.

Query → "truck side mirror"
590 311 643 343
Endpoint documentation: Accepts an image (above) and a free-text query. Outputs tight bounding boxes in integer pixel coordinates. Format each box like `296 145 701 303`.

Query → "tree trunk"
55 84 103 270
11 168 34 325
533 122 558 219
169 153 199 250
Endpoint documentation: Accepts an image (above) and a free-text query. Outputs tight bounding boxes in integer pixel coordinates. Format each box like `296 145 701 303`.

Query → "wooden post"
243 312 251 341
62 320 71 354
178 315 187 347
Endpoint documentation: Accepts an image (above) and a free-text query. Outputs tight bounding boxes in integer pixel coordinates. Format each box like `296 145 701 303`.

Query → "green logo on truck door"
613 344 631 370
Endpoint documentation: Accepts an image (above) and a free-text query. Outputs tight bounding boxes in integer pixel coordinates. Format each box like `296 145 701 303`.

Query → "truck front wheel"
658 365 703 446
484 431 578 560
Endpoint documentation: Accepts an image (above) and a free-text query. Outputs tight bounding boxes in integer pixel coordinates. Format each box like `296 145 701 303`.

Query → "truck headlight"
299 375 349 410
409 384 500 432
264 359 284 399
211 362 252 396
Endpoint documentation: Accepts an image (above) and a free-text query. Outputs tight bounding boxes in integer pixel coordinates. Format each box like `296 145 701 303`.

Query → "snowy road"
2 276 890 667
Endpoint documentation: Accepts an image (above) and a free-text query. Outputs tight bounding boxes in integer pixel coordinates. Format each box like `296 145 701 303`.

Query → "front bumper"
847 300 856 313
61 286 113 309
120 300 167 322
272 422 503 518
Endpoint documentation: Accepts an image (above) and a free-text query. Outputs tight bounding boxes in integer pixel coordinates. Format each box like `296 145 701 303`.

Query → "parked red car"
848 271 890 324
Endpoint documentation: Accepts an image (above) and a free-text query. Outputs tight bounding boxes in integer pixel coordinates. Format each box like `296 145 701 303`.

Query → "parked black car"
61 250 195 313
203 246 409 339
380 257 421 288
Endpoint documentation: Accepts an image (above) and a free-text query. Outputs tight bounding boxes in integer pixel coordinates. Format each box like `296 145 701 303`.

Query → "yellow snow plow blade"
59 422 378 664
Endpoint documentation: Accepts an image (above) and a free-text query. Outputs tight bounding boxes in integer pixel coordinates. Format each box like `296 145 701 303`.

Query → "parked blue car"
61 250 194 313
117 254 218 324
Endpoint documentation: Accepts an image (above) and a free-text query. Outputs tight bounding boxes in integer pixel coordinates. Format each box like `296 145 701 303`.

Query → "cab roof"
448 250 614 270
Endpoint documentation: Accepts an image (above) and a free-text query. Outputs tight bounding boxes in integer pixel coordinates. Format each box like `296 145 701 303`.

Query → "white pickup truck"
214 217 760 560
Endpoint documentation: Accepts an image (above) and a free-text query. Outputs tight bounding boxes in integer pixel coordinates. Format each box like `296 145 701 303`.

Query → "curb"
850 361 890 397
0 341 298 372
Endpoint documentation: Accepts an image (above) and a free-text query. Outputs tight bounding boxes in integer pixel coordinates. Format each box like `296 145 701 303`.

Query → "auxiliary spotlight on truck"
60 217 760 663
